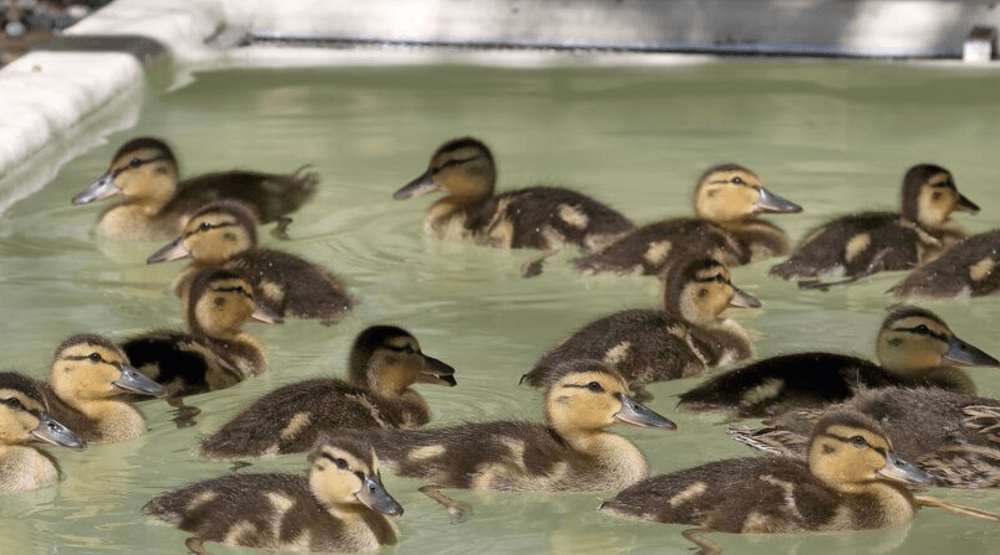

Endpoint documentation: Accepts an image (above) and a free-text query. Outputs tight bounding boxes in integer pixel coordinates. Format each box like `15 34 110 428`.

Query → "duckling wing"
891 230 1000 299
199 379 403 459
526 310 714 387
121 331 236 398
770 212 922 279
227 249 355 321
677 353 885 417
573 219 744 276
169 169 318 225
471 186 633 251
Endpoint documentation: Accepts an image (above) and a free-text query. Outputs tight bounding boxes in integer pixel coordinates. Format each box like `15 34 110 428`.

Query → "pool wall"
0 0 998 186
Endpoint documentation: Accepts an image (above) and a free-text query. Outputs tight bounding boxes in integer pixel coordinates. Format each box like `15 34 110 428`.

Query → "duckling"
677 305 998 418
574 164 801 276
40 334 166 442
393 137 634 277
199 325 457 459
890 229 1000 299
600 410 931 555
0 372 85 491
122 268 283 398
147 200 355 323
522 258 759 395
356 363 674 521
72 137 317 241
729 387 1000 488
145 436 402 553
770 164 979 288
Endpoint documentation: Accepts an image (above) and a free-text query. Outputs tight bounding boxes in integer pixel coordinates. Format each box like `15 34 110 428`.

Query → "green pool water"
2 59 1000 555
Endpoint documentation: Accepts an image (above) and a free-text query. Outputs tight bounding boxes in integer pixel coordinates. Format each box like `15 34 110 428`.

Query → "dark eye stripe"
434 155 478 173
826 432 887 456
896 325 947 342
184 221 235 239
213 285 252 300
111 154 170 178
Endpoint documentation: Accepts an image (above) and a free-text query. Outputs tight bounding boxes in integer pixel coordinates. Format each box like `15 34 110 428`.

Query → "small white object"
964 26 997 63
4 21 26 37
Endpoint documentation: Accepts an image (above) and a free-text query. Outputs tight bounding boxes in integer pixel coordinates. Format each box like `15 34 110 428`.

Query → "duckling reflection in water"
523 258 759 399
601 410 964 555
771 163 980 289
123 268 282 398
199 325 456 459
0 372 85 491
574 163 801 276
677 305 998 418
394 136 634 277
145 436 402 554
147 200 355 324
72 137 318 241
339 363 674 522
890 229 1000 299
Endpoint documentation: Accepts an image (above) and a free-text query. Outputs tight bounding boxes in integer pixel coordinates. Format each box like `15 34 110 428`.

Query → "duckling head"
875 305 998 374
692 164 801 222
308 437 403 516
49 334 166 404
147 200 259 265
72 137 180 212
900 164 979 229
347 325 457 396
808 410 930 491
543 363 676 437
665 258 761 325
394 137 496 203
0 372 85 450
187 269 283 339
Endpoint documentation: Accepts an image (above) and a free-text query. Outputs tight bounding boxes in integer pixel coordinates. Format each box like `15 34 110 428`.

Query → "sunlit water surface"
3 60 1000 555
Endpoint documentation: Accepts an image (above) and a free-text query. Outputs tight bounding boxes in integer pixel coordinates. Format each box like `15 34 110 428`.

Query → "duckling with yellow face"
890 229 1000 299
0 372 85 491
678 305 998 418
771 164 980 287
199 325 457 459
147 200 355 323
355 364 674 521
72 137 317 241
601 410 931 554
574 164 801 276
145 436 402 553
394 137 634 277
40 334 165 442
122 268 283 397
522 258 760 393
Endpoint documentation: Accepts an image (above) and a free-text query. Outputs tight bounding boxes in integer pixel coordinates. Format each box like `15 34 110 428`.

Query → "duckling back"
891 229 1000 299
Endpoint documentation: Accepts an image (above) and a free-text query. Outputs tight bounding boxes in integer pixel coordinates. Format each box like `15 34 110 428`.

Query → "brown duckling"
199 325 456 459
355 364 675 521
147 200 355 323
677 305 998 418
40 334 166 442
522 258 759 395
890 229 1000 299
600 410 931 554
574 164 801 276
72 137 317 241
729 387 1000 488
145 436 402 553
123 268 282 398
0 372 85 491
771 163 979 288
393 136 634 277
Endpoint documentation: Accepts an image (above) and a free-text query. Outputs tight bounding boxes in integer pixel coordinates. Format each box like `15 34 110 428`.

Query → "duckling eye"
88 352 103 363
198 222 212 232
129 157 142 168
1 397 24 411
731 176 744 185
849 435 868 448
334 458 349 470
914 324 929 334
586 381 605 393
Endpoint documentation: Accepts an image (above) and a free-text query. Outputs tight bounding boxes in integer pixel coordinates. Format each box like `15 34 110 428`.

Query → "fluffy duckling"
148 200 355 323
199 325 457 459
72 137 317 241
40 334 166 442
600 410 931 554
0 372 85 491
123 268 282 398
522 258 759 394
574 164 801 276
145 436 402 553
890 229 1000 299
770 164 979 287
677 305 998 418
359 364 675 521
730 387 1000 488
393 137 634 277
